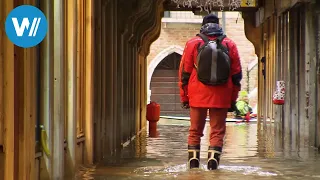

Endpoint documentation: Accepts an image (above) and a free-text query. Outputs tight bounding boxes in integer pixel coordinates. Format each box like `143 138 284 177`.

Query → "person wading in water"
178 14 242 170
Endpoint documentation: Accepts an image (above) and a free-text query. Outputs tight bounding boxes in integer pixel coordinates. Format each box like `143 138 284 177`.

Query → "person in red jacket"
178 14 242 170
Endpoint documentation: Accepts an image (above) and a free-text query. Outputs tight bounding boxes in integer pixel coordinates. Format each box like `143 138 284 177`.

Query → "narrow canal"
77 119 320 180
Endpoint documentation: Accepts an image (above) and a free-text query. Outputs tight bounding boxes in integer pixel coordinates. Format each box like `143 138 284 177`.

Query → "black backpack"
194 33 231 86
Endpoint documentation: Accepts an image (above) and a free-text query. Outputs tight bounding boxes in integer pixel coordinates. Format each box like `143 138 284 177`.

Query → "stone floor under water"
76 119 320 180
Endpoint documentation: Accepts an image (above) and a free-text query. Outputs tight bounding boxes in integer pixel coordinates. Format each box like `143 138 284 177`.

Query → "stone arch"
147 45 184 90
147 45 184 103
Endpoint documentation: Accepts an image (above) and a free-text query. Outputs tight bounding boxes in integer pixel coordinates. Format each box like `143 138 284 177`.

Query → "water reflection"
77 119 320 180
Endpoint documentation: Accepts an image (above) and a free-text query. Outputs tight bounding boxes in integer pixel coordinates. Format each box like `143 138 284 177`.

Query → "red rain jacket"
178 35 242 108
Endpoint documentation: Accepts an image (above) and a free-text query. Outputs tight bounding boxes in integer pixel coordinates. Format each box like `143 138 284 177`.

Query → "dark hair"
202 14 219 26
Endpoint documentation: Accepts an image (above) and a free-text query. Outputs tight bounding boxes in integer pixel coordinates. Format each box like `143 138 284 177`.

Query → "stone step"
151 94 180 104
150 87 180 94
151 77 178 82
152 70 178 77
160 110 190 117
150 82 178 88
153 103 184 111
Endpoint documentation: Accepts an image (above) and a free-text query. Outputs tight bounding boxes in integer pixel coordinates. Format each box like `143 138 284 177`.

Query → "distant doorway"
150 52 189 117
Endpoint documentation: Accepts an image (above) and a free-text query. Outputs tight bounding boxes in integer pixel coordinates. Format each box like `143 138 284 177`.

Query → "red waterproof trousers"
188 107 228 147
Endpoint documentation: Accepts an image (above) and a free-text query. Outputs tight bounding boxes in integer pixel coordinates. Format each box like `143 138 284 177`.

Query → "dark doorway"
150 52 189 117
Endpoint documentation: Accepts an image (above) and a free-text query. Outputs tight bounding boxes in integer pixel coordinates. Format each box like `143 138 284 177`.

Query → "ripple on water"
134 163 278 177
77 119 320 180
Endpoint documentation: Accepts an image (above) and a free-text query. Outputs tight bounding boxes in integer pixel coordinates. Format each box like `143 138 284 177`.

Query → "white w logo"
12 17 41 37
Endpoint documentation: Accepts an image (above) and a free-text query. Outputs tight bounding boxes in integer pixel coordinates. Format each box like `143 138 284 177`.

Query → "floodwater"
77 119 320 180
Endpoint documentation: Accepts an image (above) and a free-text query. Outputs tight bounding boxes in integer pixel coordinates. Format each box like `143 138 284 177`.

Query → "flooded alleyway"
77 119 320 180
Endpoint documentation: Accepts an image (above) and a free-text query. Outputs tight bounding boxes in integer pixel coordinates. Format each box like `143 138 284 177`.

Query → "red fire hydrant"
146 101 160 137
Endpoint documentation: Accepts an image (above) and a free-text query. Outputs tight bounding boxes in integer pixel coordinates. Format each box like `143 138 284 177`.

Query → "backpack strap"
196 33 209 43
195 33 216 69
196 33 209 53
216 35 226 43
216 35 229 53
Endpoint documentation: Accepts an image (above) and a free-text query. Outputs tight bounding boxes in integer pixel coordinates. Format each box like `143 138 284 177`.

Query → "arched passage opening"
150 52 189 116
147 45 184 93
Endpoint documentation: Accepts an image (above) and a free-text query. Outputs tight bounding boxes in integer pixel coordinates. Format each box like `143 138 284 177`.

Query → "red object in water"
146 101 160 137
245 112 251 122
273 99 285 105
146 101 160 122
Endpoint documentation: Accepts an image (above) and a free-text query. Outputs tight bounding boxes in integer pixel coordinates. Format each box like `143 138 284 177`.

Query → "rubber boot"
207 146 222 170
188 145 200 169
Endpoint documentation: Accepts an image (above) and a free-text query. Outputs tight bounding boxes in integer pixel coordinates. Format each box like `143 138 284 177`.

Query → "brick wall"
147 14 258 107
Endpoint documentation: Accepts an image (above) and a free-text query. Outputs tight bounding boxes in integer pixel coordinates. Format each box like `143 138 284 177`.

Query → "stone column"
52 0 65 178
65 0 77 175
112 0 120 154
2 0 15 179
84 0 94 164
93 0 103 161
105 0 115 156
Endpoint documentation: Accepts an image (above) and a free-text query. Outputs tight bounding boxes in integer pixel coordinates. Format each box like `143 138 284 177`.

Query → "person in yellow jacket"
234 91 252 118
